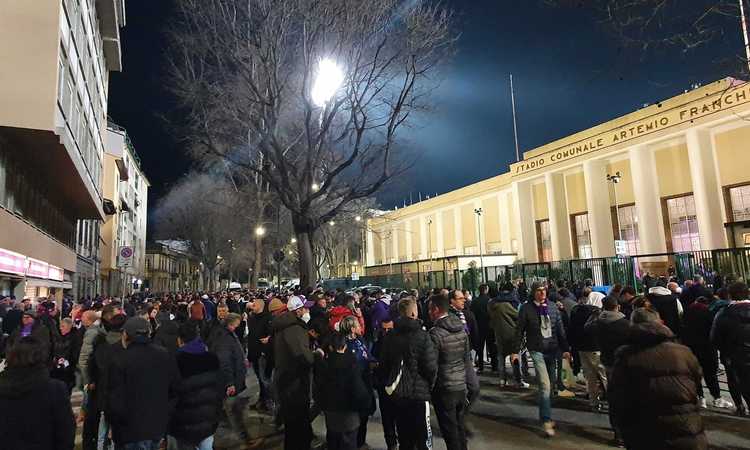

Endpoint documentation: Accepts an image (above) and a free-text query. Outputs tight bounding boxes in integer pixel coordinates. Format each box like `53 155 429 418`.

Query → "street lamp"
606 171 624 251
255 226 266 237
311 58 345 107
329 221 335 226
291 237 297 244
355 215 362 222
474 208 485 282
311 183 320 192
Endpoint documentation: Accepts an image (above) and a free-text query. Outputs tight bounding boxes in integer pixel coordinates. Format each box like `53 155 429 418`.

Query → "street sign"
614 240 628 256
118 246 134 267
351 272 360 281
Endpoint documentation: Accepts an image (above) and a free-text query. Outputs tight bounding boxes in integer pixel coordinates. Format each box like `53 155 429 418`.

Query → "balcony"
96 0 126 71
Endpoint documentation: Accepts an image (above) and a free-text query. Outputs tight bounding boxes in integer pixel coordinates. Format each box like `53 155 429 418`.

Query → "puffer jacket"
711 300 750 369
610 322 706 450
272 311 314 388
648 286 682 337
429 314 470 392
487 292 520 354
377 316 437 401
517 300 569 354
169 347 223 445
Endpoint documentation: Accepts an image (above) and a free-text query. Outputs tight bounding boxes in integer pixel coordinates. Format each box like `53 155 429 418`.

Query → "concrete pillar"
498 192 512 254
545 172 573 260
436 212 445 257
366 230 375 266
512 180 538 263
474 199 486 255
583 159 616 257
686 128 727 250
405 220 413 261
629 145 667 254
391 226 399 263
380 232 388 264
454 206 463 255
420 216 429 259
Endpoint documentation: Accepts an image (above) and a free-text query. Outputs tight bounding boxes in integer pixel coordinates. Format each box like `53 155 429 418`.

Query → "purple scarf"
534 300 549 317
179 337 208 354
20 323 33 337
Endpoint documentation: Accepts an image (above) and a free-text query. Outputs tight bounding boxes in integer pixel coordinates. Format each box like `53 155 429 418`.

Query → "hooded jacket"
208 325 247 393
567 303 600 352
377 316 437 401
246 307 273 362
610 322 706 450
272 311 314 387
710 300 750 369
681 302 715 361
370 296 392 333
648 286 682 337
585 310 631 367
0 365 75 450
429 314 470 392
487 291 520 352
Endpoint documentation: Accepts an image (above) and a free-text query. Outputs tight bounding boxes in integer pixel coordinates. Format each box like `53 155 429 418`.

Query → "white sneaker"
558 389 575 398
699 397 707 409
542 421 556 437
713 397 734 409
519 381 530 388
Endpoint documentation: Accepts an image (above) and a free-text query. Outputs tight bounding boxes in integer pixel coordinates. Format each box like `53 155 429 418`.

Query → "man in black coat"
168 321 223 450
711 281 750 416
378 296 438 450
429 294 470 450
107 317 180 449
470 284 497 373
246 296 274 412
648 284 682 337
208 312 249 440
568 296 605 410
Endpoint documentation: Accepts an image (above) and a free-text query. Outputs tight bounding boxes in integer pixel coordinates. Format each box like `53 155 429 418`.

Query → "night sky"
108 0 742 220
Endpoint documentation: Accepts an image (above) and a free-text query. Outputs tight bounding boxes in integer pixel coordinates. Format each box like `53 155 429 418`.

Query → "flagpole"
740 0 750 73
510 73 521 162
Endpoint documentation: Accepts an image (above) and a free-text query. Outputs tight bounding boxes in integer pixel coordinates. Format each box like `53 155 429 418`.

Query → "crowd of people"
0 271 747 450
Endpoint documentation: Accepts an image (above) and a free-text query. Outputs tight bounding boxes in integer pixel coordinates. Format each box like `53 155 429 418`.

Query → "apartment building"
145 241 204 293
0 0 126 300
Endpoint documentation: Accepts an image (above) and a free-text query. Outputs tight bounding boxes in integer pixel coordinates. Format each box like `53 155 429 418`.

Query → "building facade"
0 0 125 301
366 78 750 279
99 123 149 297
145 242 204 293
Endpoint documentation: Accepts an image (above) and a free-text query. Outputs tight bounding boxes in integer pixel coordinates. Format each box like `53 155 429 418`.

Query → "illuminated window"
572 213 593 259
728 185 750 222
665 195 701 252
536 220 552 262
612 204 641 255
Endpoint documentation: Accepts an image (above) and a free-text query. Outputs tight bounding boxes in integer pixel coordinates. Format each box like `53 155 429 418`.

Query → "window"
728 185 750 222
612 204 641 255
572 213 593 259
536 220 552 262
665 195 701 252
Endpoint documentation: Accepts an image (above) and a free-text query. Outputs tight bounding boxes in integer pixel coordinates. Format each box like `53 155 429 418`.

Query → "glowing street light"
355 215 362 222
311 183 320 192
291 237 297 244
329 221 335 227
255 226 266 237
311 58 345 107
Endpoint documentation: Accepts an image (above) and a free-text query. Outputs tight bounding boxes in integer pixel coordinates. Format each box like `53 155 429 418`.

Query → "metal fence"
328 247 750 294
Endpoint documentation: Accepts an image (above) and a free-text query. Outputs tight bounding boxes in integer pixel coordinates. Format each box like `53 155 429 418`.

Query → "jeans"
223 391 249 437
115 441 160 450
579 351 607 406
529 351 554 423
167 435 214 450
432 389 467 450
98 413 112 450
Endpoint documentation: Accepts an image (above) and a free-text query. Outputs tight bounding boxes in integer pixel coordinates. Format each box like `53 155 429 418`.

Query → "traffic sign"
118 246 134 267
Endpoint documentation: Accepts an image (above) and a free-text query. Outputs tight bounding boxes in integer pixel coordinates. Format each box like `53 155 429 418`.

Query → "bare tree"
547 0 750 76
166 0 456 288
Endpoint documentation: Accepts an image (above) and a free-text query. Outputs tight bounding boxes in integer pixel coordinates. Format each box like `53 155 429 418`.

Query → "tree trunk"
296 230 317 289
250 236 263 289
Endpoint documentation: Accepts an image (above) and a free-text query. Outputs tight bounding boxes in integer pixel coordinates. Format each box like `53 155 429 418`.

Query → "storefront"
0 247 72 302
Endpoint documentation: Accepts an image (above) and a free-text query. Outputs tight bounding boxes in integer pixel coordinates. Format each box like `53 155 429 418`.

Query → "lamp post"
427 218 433 287
607 171 623 253
474 207 485 282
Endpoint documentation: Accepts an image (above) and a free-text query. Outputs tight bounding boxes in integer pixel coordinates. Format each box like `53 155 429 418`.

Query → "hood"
648 286 672 297
434 313 465 333
598 310 626 323
0 365 49 398
627 321 674 348
587 292 605 308
493 292 515 303
394 316 422 333
272 311 303 333
105 330 122 345
377 295 392 306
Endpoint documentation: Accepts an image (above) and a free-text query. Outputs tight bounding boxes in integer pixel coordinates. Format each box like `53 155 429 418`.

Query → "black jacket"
648 287 682 337
0 365 75 450
377 317 437 401
567 304 600 352
208 326 247 393
682 302 716 361
610 322 706 450
169 349 223 445
246 309 273 362
314 351 371 414
153 316 179 355
429 314 470 392
585 310 631 367
470 294 491 330
517 301 569 354
8 322 52 361
108 340 180 444
50 329 82 387
89 330 124 411
711 300 750 369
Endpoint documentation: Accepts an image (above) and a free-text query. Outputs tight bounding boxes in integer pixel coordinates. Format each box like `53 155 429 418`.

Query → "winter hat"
287 295 314 311
529 282 546 295
268 298 286 313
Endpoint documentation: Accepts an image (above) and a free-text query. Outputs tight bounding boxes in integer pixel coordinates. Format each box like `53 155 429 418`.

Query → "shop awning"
26 278 73 290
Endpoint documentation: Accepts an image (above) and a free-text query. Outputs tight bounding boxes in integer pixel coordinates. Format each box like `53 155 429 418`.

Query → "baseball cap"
201 294 209 300
123 317 150 337
287 295 314 311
